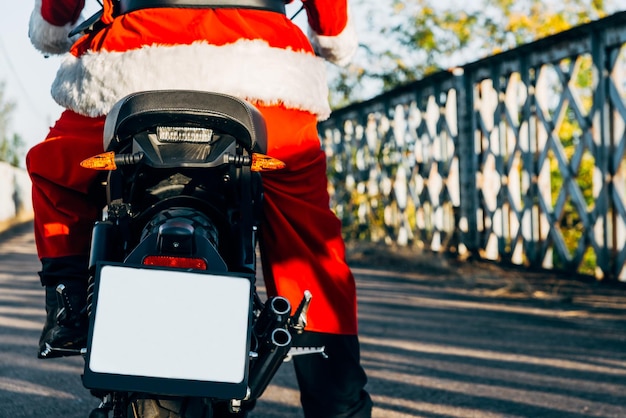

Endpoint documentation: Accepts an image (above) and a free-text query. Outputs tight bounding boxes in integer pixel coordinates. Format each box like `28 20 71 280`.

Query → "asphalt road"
1 222 625 418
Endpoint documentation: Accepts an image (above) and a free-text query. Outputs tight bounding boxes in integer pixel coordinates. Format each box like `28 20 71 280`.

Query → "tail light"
143 255 207 270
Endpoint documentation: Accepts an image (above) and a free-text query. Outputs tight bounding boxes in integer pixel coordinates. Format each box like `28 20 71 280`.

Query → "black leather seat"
103 90 268 153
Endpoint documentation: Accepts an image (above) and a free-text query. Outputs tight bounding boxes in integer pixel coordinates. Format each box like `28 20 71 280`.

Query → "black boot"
292 332 373 418
37 256 90 359
39 284 59 347
38 280 89 358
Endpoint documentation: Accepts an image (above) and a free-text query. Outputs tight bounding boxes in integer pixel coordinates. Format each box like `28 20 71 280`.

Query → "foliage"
325 1 622 277
0 133 25 167
541 54 598 276
0 82 24 167
330 0 617 107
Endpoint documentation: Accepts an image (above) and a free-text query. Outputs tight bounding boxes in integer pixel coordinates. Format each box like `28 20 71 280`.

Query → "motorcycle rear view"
79 90 314 418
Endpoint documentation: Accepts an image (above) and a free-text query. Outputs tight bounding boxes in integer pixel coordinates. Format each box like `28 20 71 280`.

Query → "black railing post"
454 68 479 255
591 24 611 278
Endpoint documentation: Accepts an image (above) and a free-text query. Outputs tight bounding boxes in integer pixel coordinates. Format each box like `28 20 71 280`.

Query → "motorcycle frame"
81 90 306 415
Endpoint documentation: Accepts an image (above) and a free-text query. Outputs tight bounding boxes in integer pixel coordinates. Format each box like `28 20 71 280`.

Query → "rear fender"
124 208 228 272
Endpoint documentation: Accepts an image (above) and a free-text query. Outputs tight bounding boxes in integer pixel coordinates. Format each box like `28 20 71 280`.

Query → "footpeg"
284 345 327 362
39 342 86 358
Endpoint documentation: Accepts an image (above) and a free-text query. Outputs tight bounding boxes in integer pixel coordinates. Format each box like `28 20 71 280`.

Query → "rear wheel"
128 397 213 418
127 397 250 418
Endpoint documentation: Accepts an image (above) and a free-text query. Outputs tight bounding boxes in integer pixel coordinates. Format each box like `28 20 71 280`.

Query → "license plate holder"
82 262 253 399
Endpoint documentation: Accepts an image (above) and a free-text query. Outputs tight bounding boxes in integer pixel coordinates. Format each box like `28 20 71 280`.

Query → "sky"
0 2 83 150
2 1 624 152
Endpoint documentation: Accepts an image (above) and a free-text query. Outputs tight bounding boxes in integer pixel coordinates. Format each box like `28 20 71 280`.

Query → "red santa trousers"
26 105 359 336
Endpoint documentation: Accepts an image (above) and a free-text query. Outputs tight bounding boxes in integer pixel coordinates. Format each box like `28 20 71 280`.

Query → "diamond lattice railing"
321 82 460 251
609 43 626 278
320 11 626 281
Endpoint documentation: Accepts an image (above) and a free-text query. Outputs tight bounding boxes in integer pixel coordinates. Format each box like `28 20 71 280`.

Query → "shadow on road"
1 223 625 417
351 264 626 418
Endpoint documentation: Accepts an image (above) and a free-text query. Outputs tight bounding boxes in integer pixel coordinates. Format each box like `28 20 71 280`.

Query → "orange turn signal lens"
80 151 118 171
251 153 286 172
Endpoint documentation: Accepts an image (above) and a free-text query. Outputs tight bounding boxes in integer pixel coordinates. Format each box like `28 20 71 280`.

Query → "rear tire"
128 396 213 418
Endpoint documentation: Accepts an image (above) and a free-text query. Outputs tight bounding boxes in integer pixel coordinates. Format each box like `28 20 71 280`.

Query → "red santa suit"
27 0 359 335
28 3 374 415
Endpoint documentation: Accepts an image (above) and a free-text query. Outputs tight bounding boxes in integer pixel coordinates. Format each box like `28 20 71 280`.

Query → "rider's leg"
25 110 105 359
37 256 89 358
292 332 373 418
258 106 372 417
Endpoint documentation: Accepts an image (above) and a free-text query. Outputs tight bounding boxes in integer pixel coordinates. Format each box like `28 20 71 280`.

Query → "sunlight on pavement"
0 351 85 374
0 377 77 399
260 384 300 408
0 306 42 316
363 363 626 416
0 283 42 307
0 314 42 330
362 350 624 395
358 292 602 320
259 383 479 418
359 336 626 375
370 394 517 418
0 242 37 256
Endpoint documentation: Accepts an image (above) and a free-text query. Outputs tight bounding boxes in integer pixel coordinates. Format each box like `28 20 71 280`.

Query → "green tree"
331 0 618 107
0 82 25 167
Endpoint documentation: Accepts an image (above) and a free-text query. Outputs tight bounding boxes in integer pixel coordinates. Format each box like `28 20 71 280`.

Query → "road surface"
1 222 625 417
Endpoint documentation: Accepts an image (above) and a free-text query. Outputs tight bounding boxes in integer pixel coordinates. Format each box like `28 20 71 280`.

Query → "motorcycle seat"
103 90 268 153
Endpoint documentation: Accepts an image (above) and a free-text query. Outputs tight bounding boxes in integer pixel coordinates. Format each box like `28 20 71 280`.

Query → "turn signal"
251 153 286 172
80 151 117 170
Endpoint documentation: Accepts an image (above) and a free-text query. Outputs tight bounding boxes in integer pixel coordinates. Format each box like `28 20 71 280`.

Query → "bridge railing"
320 11 626 281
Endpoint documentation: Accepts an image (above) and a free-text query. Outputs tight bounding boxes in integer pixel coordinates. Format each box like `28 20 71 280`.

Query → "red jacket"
29 0 357 120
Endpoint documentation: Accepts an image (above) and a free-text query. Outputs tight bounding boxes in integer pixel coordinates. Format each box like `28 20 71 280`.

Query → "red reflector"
143 255 207 270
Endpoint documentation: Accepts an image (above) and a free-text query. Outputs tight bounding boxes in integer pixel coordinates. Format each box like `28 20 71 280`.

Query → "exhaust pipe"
247 328 292 399
253 296 291 340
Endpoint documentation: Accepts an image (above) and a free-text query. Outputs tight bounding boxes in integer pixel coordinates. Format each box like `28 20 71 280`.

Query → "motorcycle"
68 89 322 417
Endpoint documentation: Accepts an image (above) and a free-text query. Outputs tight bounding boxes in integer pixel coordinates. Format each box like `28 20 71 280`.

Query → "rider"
28 0 372 416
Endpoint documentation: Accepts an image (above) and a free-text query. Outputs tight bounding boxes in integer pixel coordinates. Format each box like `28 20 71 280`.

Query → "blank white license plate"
83 263 252 396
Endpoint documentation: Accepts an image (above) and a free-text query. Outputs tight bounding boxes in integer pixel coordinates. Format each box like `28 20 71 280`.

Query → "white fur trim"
28 0 82 55
51 39 332 120
309 16 358 67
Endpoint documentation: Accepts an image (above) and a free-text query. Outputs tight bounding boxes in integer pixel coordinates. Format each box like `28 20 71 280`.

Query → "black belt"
119 0 286 14
69 0 286 37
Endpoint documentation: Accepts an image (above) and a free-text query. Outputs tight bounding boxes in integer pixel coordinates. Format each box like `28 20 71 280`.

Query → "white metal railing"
320 11 626 282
